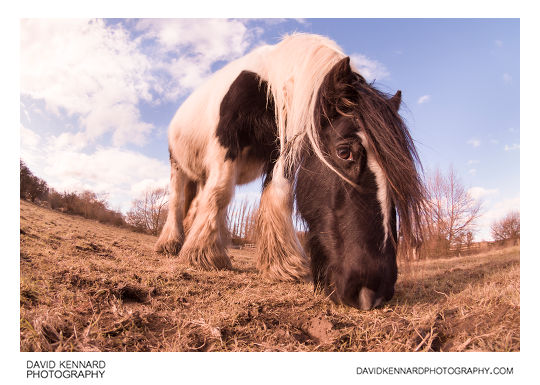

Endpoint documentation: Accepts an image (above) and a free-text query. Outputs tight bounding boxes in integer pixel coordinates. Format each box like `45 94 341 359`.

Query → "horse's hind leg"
155 152 186 254
255 161 310 281
178 161 234 270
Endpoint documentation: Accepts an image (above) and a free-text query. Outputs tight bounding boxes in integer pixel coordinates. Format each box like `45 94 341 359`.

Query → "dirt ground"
20 200 520 351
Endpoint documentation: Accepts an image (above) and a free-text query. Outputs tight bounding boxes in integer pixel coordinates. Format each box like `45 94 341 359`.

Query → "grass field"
20 199 520 352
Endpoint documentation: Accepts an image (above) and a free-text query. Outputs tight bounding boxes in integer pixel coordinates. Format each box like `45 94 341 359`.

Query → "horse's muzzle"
358 287 384 310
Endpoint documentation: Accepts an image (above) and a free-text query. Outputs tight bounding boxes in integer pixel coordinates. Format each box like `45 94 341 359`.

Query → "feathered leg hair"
256 161 310 281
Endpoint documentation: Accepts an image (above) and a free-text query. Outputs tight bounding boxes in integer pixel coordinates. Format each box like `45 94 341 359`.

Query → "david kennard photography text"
26 360 106 379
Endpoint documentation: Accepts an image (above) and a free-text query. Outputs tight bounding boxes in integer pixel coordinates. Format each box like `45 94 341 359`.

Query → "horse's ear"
389 90 402 111
317 57 355 124
325 57 354 90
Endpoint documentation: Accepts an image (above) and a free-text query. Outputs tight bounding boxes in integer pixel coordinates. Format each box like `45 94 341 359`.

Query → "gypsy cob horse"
155 34 425 310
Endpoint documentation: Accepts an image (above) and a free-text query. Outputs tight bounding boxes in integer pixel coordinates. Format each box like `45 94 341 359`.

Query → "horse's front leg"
178 160 235 270
255 161 310 281
155 153 186 255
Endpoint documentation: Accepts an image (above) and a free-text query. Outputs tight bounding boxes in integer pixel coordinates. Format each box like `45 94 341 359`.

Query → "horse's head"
296 57 424 310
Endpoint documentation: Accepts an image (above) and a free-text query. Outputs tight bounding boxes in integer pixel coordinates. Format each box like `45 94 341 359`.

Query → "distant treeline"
20 160 126 227
20 160 519 258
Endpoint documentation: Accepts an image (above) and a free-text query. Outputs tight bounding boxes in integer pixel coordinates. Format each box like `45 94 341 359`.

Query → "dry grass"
20 199 519 352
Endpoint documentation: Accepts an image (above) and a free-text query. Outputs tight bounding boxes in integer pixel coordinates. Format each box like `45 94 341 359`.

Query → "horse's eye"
337 146 353 161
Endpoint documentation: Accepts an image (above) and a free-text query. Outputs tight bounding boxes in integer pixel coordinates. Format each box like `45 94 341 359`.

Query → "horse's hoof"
155 239 183 255
256 247 311 282
179 245 232 270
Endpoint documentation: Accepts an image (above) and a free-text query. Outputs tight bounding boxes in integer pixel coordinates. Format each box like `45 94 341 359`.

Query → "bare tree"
228 198 257 245
126 187 168 235
76 190 107 218
424 167 482 255
491 211 520 242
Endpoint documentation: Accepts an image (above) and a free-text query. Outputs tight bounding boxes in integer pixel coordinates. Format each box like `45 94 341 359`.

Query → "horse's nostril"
358 287 383 310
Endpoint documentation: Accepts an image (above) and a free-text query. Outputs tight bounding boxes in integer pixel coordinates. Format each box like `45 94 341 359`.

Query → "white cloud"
294 19 309 25
495 40 503 47
20 18 269 214
475 196 520 241
468 168 477 176
20 124 40 150
468 186 498 201
467 159 480 165
467 138 481 148
504 143 520 151
21 19 155 149
47 132 88 153
20 124 43 169
135 19 256 100
350 53 389 82
41 147 170 212
417 95 431 104
503 73 512 84
82 102 153 147
136 19 249 58
131 178 170 200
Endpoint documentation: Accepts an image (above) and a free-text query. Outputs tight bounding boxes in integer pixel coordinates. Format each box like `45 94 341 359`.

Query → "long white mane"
261 33 346 173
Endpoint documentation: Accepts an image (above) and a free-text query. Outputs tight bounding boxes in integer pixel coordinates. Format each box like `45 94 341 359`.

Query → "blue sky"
20 18 519 241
